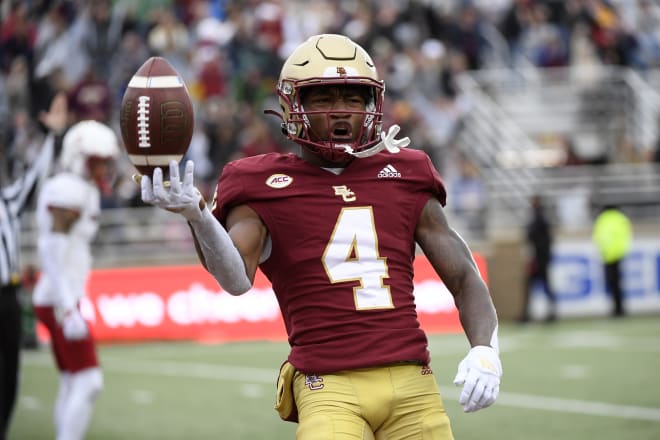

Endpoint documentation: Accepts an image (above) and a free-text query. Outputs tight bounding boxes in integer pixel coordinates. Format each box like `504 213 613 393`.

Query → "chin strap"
342 124 411 158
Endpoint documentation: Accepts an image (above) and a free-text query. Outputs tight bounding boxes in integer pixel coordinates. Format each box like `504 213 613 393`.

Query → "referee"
0 93 66 440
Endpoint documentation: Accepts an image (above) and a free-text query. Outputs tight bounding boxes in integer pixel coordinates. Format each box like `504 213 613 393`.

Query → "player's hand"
38 91 68 135
141 160 206 222
453 345 502 412
62 309 89 340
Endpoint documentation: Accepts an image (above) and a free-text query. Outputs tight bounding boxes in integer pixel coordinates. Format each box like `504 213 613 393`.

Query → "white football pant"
55 367 103 440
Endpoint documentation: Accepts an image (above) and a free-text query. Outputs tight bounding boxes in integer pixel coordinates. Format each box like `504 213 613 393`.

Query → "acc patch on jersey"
266 173 293 189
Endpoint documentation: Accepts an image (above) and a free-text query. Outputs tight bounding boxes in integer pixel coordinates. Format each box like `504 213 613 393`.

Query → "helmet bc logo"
336 66 347 76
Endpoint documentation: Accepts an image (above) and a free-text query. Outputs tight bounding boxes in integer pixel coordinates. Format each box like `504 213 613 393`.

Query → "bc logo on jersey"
333 185 356 202
266 173 293 189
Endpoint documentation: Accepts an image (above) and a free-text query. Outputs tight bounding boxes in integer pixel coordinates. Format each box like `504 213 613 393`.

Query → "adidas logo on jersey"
377 164 401 178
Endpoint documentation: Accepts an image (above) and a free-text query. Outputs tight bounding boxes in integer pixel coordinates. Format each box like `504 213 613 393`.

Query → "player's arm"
41 205 89 340
142 160 254 295
414 197 502 412
8 93 67 212
43 206 80 309
415 197 497 344
189 204 267 284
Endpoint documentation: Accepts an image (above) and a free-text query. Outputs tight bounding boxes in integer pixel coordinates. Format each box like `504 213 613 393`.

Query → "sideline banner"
528 239 660 319
37 254 487 343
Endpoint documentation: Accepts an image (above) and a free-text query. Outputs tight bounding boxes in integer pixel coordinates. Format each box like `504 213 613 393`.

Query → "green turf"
10 316 660 439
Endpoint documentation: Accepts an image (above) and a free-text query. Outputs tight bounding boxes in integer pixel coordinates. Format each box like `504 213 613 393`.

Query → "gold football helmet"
269 34 385 162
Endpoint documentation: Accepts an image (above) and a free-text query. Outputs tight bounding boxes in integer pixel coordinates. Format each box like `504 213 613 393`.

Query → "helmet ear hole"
280 122 288 136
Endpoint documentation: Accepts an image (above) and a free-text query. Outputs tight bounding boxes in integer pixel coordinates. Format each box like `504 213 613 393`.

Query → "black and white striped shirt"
0 135 54 286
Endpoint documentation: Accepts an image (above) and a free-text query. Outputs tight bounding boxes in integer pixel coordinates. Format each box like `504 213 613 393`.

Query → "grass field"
10 315 660 439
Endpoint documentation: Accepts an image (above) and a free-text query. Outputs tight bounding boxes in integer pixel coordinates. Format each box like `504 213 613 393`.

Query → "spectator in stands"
108 29 150 110
519 194 557 323
147 8 192 80
67 67 112 124
0 1 36 73
443 3 489 70
633 0 660 70
79 0 125 84
592 204 633 317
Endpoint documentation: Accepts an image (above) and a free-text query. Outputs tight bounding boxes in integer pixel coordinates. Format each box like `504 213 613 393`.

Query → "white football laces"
342 124 411 158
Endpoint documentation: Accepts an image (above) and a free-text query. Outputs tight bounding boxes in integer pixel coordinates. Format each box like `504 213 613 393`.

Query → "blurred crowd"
2 0 660 210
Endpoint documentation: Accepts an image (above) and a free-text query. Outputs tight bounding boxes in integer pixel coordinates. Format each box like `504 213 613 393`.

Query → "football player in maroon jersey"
141 34 502 439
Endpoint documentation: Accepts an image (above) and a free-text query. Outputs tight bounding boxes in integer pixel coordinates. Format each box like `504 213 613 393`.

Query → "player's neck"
298 147 353 169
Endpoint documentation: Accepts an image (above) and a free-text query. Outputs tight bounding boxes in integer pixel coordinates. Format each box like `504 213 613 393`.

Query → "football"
119 56 194 177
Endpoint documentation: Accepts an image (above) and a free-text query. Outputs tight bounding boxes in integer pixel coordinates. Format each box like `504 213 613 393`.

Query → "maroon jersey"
212 148 446 374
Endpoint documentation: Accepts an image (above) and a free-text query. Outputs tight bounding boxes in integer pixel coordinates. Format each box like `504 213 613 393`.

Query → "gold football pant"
293 363 454 440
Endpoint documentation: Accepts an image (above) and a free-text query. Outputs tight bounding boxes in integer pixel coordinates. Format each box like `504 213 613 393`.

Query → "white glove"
345 124 410 158
379 124 410 153
62 309 89 340
453 345 502 413
141 160 205 222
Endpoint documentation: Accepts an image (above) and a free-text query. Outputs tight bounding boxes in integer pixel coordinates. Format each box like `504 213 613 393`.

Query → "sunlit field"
10 315 660 439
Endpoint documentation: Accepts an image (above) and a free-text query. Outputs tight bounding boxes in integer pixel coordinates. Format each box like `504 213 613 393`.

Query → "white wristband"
188 208 252 295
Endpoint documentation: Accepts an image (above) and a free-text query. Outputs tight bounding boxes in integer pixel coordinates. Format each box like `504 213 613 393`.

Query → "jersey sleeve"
211 161 246 226
2 134 54 214
423 153 447 207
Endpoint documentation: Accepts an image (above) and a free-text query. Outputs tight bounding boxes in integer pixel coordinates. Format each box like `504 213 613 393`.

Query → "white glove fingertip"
183 160 195 188
398 137 411 148
169 160 180 181
153 167 172 200
459 387 471 406
153 167 163 187
459 376 476 404
141 175 154 203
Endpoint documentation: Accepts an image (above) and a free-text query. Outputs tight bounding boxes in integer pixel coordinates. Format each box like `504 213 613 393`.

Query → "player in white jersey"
33 120 119 440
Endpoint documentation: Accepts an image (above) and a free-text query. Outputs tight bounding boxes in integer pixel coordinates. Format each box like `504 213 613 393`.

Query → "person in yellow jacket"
592 205 633 317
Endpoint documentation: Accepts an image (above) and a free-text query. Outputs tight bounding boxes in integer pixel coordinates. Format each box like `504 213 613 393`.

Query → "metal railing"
452 65 660 233
20 207 199 269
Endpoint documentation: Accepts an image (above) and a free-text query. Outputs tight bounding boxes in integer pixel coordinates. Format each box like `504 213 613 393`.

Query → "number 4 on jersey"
322 207 393 310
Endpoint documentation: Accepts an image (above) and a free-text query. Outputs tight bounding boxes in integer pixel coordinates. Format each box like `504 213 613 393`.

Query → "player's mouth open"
330 122 353 141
